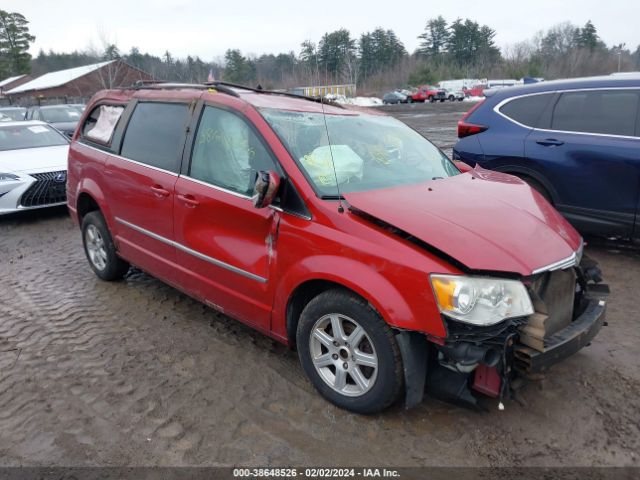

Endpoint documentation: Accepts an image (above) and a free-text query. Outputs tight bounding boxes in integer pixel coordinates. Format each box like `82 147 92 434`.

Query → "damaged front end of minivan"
399 250 609 411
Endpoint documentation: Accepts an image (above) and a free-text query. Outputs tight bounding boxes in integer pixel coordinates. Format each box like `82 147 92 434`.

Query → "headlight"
0 173 20 182
430 274 534 326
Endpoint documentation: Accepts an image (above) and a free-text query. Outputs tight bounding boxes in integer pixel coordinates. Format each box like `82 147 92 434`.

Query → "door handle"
536 138 565 147
177 193 199 208
150 185 170 197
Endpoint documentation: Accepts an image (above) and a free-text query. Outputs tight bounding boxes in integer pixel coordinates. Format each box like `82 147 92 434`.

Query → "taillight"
457 100 487 138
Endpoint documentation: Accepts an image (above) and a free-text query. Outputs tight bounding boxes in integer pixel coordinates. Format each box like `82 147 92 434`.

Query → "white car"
445 89 466 101
0 120 69 215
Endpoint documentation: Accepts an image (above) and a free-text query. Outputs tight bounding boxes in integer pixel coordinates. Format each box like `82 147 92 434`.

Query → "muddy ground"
0 101 639 468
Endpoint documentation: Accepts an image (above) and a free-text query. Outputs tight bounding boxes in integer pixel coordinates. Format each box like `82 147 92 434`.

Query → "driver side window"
189 106 276 196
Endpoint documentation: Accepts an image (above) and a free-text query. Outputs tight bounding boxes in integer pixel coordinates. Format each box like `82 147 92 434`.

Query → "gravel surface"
0 101 638 467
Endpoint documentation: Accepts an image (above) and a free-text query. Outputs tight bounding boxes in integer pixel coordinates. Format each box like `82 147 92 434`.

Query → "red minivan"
67 82 608 413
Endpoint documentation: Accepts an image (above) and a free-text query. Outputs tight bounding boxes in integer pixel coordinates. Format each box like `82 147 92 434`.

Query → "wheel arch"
76 191 100 222
75 179 113 227
278 258 418 348
495 165 558 204
286 279 353 347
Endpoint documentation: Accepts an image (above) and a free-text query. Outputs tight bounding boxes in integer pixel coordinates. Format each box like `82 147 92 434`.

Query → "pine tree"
0 9 36 77
576 20 600 50
223 49 255 84
318 29 356 81
359 28 406 80
417 16 450 57
104 44 120 60
447 18 499 67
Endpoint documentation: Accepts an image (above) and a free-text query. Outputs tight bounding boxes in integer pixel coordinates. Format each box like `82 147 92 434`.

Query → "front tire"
297 289 403 414
82 211 130 281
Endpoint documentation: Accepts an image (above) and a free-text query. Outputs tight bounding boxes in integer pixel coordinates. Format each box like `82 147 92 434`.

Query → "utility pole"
617 43 626 72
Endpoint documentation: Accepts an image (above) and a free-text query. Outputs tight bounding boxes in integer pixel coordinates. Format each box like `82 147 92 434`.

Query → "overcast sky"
5 0 639 61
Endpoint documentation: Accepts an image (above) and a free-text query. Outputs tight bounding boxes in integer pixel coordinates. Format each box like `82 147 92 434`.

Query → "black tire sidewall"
81 211 129 281
297 290 403 414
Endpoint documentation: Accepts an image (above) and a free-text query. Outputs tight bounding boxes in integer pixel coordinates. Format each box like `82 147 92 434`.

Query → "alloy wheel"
309 313 378 397
85 224 107 271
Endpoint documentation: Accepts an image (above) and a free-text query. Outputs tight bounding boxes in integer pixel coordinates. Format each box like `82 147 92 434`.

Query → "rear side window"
121 102 190 172
551 90 640 137
499 93 554 127
82 105 124 145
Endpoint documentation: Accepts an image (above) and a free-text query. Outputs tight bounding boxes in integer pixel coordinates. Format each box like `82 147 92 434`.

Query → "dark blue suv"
453 74 640 239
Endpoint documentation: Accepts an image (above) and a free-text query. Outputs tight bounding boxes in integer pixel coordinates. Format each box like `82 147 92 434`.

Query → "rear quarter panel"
466 98 532 170
67 142 110 226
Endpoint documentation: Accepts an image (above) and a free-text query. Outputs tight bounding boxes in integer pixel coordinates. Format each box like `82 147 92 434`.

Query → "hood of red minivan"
344 168 581 276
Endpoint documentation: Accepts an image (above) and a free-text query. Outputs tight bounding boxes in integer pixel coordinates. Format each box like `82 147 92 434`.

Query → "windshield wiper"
320 194 345 200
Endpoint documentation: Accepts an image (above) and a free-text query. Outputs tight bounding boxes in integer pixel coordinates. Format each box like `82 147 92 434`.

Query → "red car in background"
408 85 447 103
463 84 487 97
67 81 607 414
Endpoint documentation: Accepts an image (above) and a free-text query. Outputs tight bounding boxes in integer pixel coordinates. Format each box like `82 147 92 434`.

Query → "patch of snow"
325 94 383 107
0 75 26 88
463 96 484 102
6 61 115 94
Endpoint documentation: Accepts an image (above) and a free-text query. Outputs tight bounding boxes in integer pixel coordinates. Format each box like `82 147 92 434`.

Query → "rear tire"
297 289 403 414
82 211 130 281
428 96 435 103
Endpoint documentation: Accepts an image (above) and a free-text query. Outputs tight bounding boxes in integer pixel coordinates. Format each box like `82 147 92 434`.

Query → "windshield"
40 107 82 123
260 108 458 196
0 124 69 151
0 108 26 121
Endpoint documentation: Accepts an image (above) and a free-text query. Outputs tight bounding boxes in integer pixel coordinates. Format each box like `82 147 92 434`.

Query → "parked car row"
0 104 85 138
382 85 464 104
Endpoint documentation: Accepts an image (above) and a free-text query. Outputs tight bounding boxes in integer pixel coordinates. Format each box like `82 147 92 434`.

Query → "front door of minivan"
524 89 640 238
173 104 281 332
107 101 191 280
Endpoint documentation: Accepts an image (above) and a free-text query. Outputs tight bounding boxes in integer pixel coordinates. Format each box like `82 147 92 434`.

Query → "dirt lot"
0 101 639 468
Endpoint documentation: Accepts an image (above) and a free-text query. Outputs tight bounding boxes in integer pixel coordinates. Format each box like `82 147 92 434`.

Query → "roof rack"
205 81 345 108
128 80 240 97
123 80 344 108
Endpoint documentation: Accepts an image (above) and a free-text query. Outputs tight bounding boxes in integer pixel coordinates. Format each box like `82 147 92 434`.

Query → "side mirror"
252 170 280 209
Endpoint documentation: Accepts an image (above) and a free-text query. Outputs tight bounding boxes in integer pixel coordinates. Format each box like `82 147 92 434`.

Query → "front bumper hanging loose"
397 256 609 410
514 297 607 374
